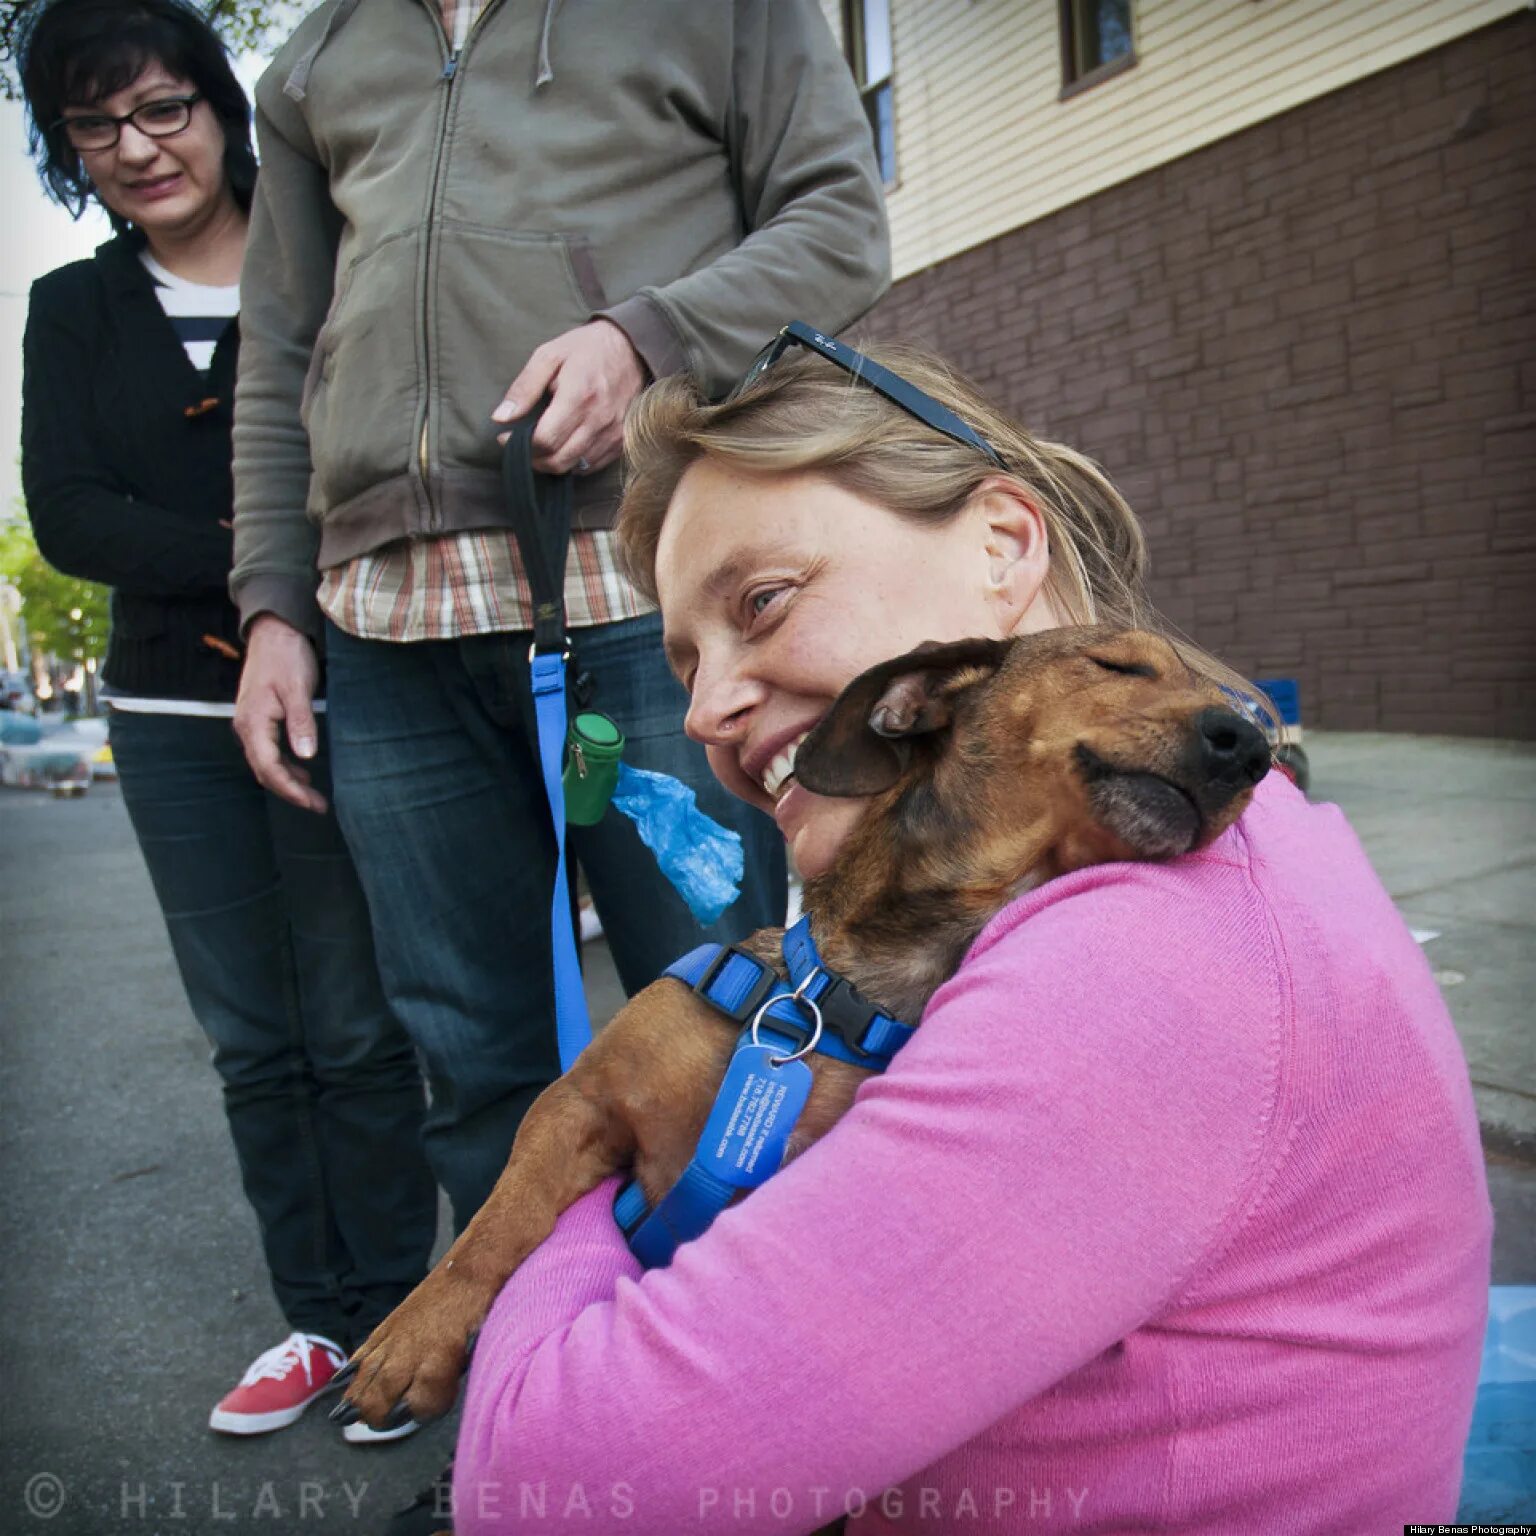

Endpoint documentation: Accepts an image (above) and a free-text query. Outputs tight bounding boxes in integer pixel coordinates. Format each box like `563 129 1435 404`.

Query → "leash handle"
501 403 572 658
502 417 591 1073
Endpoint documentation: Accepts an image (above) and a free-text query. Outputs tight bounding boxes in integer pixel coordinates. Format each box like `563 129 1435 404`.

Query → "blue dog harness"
612 916 917 1268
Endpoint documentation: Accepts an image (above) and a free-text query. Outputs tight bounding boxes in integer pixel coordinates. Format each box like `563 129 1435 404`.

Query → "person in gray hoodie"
228 0 890 1462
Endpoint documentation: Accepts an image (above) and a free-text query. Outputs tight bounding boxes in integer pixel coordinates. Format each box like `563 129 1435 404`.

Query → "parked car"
1 670 37 715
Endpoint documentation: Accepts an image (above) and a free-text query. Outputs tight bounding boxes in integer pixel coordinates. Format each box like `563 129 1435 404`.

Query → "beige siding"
876 0 1526 278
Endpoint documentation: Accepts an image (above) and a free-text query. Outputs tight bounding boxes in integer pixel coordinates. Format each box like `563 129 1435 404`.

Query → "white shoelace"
238 1331 344 1388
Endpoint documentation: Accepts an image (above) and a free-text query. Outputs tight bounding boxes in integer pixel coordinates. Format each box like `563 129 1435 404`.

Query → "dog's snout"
1194 709 1270 788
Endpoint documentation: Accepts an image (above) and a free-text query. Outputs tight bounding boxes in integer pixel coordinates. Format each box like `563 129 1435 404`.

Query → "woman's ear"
971 478 1051 633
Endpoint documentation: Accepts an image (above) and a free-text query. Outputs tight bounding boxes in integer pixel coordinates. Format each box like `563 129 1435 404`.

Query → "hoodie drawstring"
535 0 564 88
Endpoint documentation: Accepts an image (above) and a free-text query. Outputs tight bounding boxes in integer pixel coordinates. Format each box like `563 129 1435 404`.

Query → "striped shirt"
141 251 237 372
316 0 648 642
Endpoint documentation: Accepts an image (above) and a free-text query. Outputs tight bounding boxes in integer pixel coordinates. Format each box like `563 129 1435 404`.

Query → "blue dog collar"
663 916 916 1070
613 918 915 1267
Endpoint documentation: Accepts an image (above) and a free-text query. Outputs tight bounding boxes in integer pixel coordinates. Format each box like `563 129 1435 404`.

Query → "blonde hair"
618 341 1269 723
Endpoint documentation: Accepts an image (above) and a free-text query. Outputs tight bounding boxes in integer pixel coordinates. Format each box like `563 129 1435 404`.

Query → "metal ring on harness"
749 969 825 1066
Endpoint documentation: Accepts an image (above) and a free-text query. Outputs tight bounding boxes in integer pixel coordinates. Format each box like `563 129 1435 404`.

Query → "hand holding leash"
490 318 645 474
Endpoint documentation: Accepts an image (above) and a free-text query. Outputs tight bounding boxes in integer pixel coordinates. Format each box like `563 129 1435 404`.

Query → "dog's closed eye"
1090 656 1158 679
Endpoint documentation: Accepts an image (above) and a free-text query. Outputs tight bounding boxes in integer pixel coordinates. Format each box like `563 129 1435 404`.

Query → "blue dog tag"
698 1041 814 1190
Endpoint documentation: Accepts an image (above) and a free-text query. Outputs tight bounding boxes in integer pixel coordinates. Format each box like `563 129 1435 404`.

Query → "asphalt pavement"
0 729 1531 1535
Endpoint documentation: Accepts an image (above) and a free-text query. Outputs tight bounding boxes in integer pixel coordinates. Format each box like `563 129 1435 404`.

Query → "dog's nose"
1194 708 1271 788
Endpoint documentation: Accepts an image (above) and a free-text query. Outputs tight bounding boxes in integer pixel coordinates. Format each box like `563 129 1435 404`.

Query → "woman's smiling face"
64 60 231 239
655 458 1056 878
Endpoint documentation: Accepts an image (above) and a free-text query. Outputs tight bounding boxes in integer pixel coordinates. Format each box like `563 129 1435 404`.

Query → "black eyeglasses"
732 320 1006 469
53 93 203 153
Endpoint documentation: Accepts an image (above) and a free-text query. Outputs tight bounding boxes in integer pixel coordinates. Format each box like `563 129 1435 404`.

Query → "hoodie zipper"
415 0 503 519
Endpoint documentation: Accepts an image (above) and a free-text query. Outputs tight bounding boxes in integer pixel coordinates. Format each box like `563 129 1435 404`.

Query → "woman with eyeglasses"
444 337 1490 1533
15 0 435 1442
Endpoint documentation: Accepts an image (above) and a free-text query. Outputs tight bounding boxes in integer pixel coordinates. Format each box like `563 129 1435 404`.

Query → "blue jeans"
109 709 436 1348
324 612 788 1229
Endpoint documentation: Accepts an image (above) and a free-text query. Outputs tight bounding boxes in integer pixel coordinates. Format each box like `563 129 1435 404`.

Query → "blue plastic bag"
1458 1286 1536 1521
610 762 743 926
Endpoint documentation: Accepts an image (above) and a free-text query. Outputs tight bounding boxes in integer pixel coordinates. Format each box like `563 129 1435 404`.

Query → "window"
845 0 896 187
1060 0 1136 95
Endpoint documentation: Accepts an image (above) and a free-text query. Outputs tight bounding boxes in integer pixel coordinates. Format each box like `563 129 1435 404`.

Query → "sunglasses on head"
731 320 1006 469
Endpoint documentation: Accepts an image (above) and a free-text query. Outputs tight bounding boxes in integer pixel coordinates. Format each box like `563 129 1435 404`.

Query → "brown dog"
334 625 1270 1430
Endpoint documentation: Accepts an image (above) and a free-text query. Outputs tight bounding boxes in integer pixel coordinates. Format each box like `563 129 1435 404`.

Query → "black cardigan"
21 233 245 701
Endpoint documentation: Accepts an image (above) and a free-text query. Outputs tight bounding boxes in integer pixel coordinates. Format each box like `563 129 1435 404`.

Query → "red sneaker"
209 1332 347 1435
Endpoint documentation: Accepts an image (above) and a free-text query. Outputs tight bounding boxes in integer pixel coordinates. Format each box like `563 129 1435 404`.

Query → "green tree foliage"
0 509 109 666
0 1 309 100
202 0 305 61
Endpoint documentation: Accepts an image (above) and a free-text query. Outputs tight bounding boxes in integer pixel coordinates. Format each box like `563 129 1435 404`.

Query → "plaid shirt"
318 530 652 639
317 0 650 642
439 0 489 52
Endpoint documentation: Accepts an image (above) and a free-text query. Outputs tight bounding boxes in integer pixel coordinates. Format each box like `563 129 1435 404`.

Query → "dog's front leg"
339 1073 634 1427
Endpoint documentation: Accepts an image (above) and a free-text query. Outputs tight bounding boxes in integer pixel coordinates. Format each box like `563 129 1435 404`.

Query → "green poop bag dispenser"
563 712 625 825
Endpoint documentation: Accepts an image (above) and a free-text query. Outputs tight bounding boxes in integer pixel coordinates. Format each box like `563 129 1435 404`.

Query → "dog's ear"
794 637 1012 797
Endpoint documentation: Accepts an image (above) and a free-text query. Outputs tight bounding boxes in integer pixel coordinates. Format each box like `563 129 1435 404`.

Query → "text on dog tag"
699 1042 814 1189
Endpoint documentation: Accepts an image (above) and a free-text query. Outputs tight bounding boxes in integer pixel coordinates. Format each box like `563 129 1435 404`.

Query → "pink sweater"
455 774 1491 1534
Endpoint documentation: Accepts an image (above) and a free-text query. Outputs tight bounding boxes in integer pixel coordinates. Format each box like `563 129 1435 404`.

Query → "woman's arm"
21 282 233 596
454 863 1287 1534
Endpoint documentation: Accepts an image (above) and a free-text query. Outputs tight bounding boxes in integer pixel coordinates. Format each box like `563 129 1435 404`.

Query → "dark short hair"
12 0 256 234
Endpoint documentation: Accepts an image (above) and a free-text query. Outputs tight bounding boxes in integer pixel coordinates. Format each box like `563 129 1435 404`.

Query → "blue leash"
529 648 589 1073
503 422 908 1257
503 417 591 1073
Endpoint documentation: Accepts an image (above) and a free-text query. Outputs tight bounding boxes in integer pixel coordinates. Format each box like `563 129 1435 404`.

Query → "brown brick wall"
864 14 1536 738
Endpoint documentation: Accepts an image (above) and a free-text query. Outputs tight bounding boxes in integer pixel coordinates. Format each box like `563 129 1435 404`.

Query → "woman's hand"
233 614 327 813
490 319 647 474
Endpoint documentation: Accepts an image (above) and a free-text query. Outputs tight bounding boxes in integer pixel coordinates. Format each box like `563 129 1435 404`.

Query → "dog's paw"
332 1271 489 1428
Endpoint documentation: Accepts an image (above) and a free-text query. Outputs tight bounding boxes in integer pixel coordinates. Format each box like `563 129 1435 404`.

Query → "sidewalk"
0 729 1531 1533
1302 730 1536 1157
